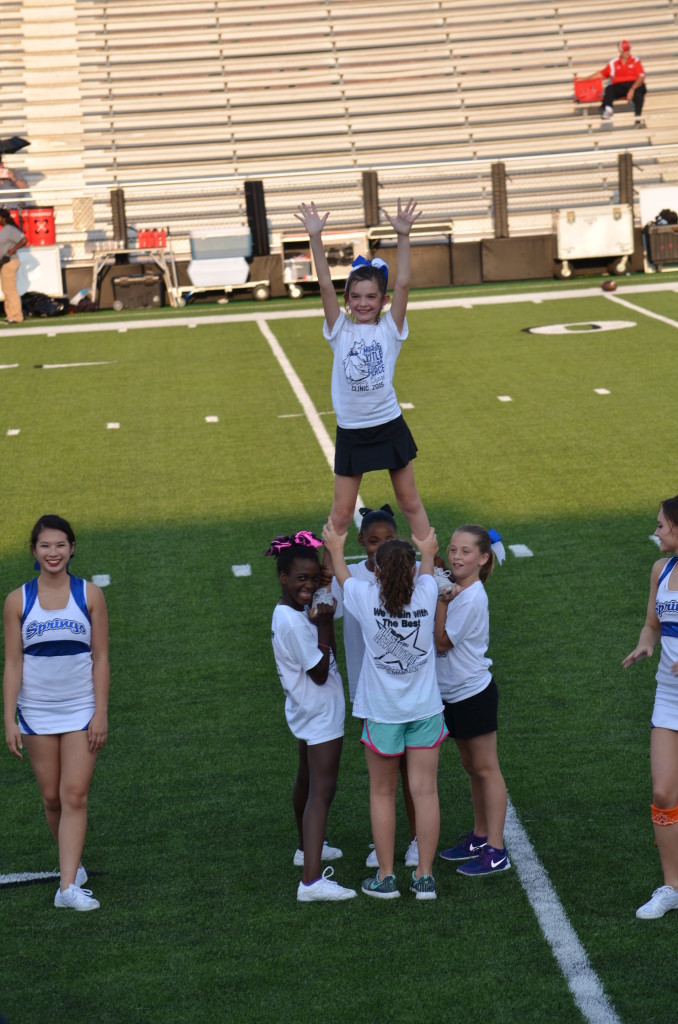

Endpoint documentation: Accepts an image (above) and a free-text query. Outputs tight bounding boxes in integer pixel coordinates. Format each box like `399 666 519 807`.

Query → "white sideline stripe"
205 415 219 423
505 799 622 1024
605 293 678 331
232 564 251 577
509 544 533 557
0 280 675 338
36 360 115 369
497 395 512 402
0 870 59 886
594 388 611 395
106 422 120 430
0 363 19 369
6 428 20 436
257 318 365 529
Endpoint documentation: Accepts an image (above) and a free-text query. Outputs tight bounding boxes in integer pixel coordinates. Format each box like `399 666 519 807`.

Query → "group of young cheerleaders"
270 199 678 911
2 199 677 917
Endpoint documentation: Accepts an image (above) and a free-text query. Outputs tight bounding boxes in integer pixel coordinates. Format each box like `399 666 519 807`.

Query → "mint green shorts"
361 712 448 757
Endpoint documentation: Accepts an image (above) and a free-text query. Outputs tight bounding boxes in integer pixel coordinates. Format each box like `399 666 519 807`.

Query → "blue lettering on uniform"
25 618 87 641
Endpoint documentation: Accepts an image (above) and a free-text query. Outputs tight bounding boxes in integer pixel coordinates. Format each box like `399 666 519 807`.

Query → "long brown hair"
375 538 416 616
661 496 678 528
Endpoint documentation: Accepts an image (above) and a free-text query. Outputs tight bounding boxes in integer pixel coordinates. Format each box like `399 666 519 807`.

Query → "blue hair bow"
488 528 506 566
350 255 389 286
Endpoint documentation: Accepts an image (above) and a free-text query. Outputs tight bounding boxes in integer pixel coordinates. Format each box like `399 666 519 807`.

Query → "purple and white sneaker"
440 831 487 862
457 844 510 876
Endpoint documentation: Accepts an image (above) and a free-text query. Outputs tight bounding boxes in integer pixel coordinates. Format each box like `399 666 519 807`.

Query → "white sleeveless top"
656 556 678 689
17 575 95 734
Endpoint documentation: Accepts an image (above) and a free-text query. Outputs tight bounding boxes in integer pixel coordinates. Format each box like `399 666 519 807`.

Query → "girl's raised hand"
321 517 347 553
412 526 438 556
294 201 330 236
383 198 421 236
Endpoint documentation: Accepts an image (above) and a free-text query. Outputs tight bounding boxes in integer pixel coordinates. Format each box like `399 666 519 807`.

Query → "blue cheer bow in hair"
350 255 389 286
487 528 506 566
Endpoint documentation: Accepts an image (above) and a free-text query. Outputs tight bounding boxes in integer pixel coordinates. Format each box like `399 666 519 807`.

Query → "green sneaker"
410 871 437 900
361 871 400 900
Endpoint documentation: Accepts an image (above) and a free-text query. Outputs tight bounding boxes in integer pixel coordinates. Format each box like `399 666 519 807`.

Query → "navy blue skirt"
334 414 418 477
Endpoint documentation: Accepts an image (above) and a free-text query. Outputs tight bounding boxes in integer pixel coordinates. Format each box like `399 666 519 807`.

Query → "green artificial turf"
1 282 676 1023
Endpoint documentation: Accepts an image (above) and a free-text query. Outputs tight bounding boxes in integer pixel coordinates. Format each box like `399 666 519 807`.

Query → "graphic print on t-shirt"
372 613 428 675
343 335 385 391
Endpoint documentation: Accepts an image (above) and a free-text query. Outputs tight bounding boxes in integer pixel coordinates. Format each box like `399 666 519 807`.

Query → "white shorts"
651 681 678 731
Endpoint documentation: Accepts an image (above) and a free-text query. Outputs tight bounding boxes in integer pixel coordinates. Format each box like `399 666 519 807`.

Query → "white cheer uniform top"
656 556 678 689
323 310 406 429
17 575 95 734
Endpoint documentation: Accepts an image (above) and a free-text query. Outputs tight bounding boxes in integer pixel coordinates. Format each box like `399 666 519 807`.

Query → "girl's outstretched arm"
383 198 421 332
294 202 341 331
321 518 350 588
622 559 663 668
412 526 438 577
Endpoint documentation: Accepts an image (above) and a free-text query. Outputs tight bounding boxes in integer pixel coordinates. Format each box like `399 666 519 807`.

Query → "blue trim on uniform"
24 640 91 657
661 623 678 638
16 707 36 734
659 556 678 587
69 575 91 623
21 578 39 627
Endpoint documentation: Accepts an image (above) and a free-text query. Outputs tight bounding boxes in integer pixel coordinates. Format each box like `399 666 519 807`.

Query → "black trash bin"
112 274 164 310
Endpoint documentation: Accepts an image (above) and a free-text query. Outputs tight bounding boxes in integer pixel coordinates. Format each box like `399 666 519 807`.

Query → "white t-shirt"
332 560 373 702
271 603 345 744
343 573 441 723
435 580 493 703
323 310 406 429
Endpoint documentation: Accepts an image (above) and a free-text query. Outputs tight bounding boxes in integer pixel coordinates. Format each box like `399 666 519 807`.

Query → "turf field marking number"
232 565 251 577
526 321 635 335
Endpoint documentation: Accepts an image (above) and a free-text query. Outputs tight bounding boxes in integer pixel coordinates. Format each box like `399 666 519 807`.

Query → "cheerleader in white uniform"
624 496 678 919
3 515 109 911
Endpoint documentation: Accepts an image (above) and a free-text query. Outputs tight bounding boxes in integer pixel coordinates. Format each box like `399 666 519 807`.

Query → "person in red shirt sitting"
580 40 646 125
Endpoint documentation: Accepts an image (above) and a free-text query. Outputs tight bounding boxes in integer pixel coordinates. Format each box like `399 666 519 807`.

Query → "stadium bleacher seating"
1 0 676 261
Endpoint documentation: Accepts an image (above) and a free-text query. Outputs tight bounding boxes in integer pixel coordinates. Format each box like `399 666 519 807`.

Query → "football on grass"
602 280 618 292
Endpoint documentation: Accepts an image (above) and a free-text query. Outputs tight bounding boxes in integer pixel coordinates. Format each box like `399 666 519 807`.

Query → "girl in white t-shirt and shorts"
434 525 510 878
331 503 419 868
323 518 446 901
268 531 356 903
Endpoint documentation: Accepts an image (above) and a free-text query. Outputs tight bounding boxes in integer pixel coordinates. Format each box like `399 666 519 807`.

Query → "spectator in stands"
0 156 27 190
579 40 646 125
0 207 27 323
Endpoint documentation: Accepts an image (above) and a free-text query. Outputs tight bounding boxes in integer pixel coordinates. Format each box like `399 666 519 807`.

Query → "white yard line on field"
505 800 622 1024
257 318 365 529
0 871 59 886
604 292 678 330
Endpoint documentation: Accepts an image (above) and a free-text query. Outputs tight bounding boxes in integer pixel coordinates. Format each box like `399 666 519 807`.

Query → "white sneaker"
54 884 100 911
636 885 678 919
297 866 357 902
433 566 454 597
366 844 379 868
293 840 343 866
601 106 613 120
405 837 419 867
75 865 88 887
